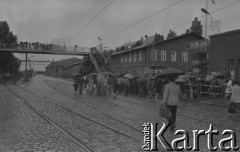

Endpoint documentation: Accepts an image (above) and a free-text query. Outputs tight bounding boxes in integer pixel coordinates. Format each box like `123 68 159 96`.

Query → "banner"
210 20 221 35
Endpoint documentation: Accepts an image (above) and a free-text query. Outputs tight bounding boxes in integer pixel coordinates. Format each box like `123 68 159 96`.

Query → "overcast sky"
1 0 240 71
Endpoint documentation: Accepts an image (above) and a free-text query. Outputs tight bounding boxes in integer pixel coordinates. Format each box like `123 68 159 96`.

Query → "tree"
0 21 10 36
190 17 203 36
166 30 177 40
185 28 191 34
154 33 165 42
0 20 20 74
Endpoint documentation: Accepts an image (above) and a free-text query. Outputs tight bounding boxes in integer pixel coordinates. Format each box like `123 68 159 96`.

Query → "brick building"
110 33 205 75
209 29 240 80
45 57 81 77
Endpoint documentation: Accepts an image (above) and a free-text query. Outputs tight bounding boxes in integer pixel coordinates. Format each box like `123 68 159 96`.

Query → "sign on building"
185 40 210 50
210 20 221 35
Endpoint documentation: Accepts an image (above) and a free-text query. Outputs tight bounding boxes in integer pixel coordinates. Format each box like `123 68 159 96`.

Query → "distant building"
45 57 81 78
110 33 205 75
68 62 82 76
209 29 240 80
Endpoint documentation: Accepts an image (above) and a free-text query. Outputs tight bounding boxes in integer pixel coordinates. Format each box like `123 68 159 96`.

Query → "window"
182 52 188 62
129 53 132 62
134 51 137 62
161 50 166 61
171 51 176 62
121 55 124 63
151 49 157 60
139 50 142 61
228 59 234 71
125 54 128 63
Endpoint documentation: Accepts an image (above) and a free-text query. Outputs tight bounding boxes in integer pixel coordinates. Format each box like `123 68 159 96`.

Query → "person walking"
162 75 182 131
228 80 240 116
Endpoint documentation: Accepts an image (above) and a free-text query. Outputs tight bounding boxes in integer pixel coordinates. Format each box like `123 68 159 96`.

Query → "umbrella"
86 73 98 80
175 75 191 82
216 75 225 79
72 74 83 77
137 76 147 83
97 74 105 84
123 74 139 79
156 69 184 78
100 71 113 77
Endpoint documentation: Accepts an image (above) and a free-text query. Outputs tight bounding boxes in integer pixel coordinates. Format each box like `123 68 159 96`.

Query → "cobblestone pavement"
7 80 143 151
2 75 240 152
0 85 84 152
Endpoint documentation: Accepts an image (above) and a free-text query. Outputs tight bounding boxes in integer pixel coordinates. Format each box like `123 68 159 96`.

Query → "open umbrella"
100 71 113 77
175 75 191 82
86 73 98 80
97 74 105 84
72 73 83 77
123 74 139 79
156 69 184 78
137 76 147 83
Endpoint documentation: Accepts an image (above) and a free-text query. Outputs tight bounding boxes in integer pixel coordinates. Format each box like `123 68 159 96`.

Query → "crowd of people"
72 72 240 132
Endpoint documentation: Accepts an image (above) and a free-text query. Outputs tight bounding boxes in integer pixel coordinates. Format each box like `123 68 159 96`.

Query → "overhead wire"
87 0 240 47
87 0 184 47
66 0 114 44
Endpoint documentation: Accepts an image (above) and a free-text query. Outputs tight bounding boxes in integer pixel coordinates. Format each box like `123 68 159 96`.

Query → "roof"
111 33 204 56
210 28 240 38
68 61 82 67
46 57 81 68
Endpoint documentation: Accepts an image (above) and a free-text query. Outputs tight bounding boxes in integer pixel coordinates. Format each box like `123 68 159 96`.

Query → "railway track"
6 86 94 152
40 80 234 146
8 84 168 152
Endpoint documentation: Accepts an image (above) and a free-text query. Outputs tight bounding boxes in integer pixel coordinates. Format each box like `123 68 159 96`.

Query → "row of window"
119 50 188 63
152 50 188 62
120 50 142 63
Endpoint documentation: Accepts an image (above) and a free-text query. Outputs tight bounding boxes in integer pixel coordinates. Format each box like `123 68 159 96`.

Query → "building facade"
110 33 205 75
209 29 240 80
45 58 81 78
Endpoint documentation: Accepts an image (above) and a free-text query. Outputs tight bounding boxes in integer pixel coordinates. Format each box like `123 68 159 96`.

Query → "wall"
209 29 240 80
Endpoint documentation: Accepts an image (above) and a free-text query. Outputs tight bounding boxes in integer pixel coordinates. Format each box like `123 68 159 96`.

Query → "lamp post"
201 4 213 75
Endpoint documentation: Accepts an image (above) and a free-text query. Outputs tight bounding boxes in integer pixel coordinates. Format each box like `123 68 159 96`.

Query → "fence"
183 83 226 99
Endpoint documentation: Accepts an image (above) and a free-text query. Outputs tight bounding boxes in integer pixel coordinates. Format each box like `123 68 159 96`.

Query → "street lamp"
201 7 212 75
201 8 213 22
201 7 213 54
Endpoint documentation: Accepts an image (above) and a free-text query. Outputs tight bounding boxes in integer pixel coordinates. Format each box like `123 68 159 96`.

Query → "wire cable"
66 0 114 44
87 0 240 47
87 0 184 46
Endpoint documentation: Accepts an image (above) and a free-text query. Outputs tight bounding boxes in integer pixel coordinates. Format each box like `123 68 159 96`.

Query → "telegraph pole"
25 53 28 81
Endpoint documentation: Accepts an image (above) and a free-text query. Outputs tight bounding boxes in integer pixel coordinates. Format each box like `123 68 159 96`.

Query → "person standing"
162 75 182 131
225 77 233 99
124 78 130 96
88 78 95 94
228 80 240 116
73 77 78 95
78 76 83 95
117 76 123 93
107 75 116 99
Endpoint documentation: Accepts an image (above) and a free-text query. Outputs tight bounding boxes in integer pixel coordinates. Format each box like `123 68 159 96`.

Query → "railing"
183 83 225 99
0 44 90 53
89 53 100 73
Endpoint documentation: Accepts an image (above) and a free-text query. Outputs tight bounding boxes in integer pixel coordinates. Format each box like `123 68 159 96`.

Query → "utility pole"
204 0 208 55
25 53 28 81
